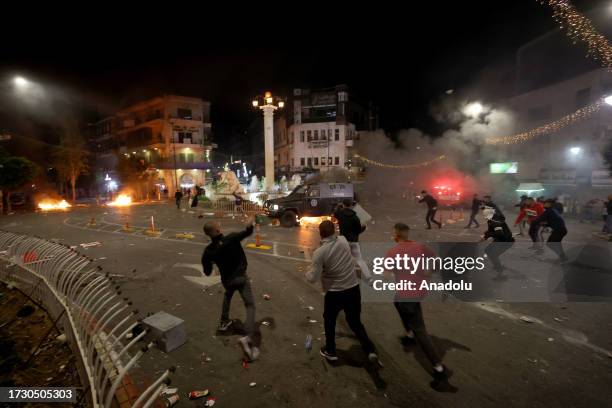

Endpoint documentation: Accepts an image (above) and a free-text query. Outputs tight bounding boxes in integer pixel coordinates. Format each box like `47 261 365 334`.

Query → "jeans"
175 198 181 209
528 222 541 243
393 302 441 366
547 228 567 260
426 208 441 228
221 278 256 336
323 285 375 355
466 211 479 228
349 242 372 281
484 241 514 271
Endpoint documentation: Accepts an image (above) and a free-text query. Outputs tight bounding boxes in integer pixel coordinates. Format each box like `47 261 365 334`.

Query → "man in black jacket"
419 190 442 229
333 199 373 283
481 207 514 277
465 194 482 228
531 199 568 262
202 218 258 360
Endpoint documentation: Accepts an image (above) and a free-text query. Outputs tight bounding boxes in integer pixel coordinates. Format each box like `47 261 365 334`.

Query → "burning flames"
107 194 133 207
298 216 331 227
38 199 71 211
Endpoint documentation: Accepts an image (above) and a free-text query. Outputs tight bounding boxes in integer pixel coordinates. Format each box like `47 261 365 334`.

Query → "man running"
481 207 515 278
531 198 568 262
385 223 455 392
306 220 380 365
465 193 482 228
202 217 259 360
516 197 545 248
419 190 442 229
174 189 183 210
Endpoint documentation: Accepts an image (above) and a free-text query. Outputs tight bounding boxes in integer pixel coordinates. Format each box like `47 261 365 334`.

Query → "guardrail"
0 231 175 408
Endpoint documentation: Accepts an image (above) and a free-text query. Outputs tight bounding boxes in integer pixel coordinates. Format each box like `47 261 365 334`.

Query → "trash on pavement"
204 397 216 407
56 333 67 343
242 360 248 370
261 321 270 327
262 294 271 300
188 390 209 399
249 382 257 387
304 306 315 311
164 394 180 407
201 353 212 363
305 334 312 352
161 388 178 396
547 337 554 342
80 241 102 248
308 319 317 324
519 316 535 323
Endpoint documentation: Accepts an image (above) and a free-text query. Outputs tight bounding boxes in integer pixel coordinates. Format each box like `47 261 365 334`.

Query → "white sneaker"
239 336 253 360
251 346 260 360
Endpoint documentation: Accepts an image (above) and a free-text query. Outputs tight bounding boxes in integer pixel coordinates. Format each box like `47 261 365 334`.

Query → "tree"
0 154 38 214
116 156 155 200
53 121 88 203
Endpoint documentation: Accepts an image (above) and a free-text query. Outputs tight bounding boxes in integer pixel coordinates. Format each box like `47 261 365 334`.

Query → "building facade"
92 95 213 195
274 85 363 174
493 7 612 198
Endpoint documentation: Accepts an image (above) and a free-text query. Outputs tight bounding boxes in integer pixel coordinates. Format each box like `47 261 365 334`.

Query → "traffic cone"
88 217 96 227
255 224 262 247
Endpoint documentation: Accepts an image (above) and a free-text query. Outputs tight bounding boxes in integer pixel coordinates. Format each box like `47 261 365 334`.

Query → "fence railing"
200 200 265 214
0 231 174 408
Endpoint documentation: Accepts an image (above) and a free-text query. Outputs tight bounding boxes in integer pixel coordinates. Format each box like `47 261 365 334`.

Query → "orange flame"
38 199 71 211
107 194 133 207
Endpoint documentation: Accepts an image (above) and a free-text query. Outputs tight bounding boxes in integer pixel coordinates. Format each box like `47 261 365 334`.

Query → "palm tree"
53 120 88 203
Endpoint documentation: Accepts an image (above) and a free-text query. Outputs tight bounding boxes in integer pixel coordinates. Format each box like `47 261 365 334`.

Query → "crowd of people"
201 198 457 393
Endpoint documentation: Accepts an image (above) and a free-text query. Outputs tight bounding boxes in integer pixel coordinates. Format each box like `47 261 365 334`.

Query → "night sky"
0 0 601 156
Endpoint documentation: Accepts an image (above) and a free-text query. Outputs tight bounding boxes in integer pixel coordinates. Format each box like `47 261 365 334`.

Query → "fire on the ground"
37 199 71 211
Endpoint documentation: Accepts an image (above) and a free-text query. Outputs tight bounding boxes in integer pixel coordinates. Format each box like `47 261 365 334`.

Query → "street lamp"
252 91 284 192
604 95 612 106
569 146 581 155
13 76 29 88
464 102 484 117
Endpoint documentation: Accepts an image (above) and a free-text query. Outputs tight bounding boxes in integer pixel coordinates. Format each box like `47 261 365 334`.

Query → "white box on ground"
142 311 186 353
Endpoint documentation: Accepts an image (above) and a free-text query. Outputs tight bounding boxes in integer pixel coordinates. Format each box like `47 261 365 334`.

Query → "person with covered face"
531 198 568 262
419 190 442 229
515 197 544 246
481 207 515 278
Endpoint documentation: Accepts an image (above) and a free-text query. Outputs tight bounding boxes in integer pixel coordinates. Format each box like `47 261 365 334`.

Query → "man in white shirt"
306 220 379 364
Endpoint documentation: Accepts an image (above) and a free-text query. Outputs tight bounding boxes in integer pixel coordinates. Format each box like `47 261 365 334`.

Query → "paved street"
1 199 611 407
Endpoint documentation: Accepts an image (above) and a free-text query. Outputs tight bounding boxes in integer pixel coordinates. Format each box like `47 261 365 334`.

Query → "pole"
262 105 276 192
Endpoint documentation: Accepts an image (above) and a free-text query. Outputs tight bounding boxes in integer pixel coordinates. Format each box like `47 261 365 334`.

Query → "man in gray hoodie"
306 220 379 364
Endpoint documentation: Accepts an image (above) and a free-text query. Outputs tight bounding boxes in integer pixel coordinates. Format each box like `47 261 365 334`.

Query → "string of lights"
353 153 446 169
486 98 604 145
540 0 612 69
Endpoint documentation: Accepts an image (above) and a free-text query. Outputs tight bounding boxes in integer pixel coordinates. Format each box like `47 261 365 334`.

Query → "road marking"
473 301 612 357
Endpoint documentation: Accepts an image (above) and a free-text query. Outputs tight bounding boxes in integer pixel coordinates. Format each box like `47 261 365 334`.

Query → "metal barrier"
201 200 265 215
0 230 174 408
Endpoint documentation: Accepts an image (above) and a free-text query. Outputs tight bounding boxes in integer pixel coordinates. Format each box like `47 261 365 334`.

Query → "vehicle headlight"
272 204 279 210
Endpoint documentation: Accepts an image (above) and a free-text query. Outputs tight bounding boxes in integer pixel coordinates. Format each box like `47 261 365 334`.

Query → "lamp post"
252 92 284 192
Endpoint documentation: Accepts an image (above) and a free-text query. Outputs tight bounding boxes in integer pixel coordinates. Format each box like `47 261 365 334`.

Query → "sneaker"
251 346 260 361
430 366 457 392
319 347 338 361
368 352 384 368
400 335 417 347
218 320 233 332
239 336 253 361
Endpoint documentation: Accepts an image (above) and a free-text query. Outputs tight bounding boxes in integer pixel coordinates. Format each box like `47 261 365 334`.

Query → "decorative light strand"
540 0 612 69
486 98 604 145
353 153 446 169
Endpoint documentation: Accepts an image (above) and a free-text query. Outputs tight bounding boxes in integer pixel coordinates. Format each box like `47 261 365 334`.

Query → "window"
307 188 320 197
321 129 326 140
321 157 326 165
179 153 186 162
300 131 305 142
186 153 194 163
334 129 340 141
328 156 332 164
575 88 590 109
291 158 294 167
177 108 192 120
314 130 318 140
300 157 305 166
335 156 340 165
307 158 312 167
290 131 294 144
307 130 312 141
314 157 319 166
328 129 332 139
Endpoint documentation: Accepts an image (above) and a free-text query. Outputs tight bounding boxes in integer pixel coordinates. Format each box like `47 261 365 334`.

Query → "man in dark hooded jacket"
333 199 372 282
481 207 514 277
